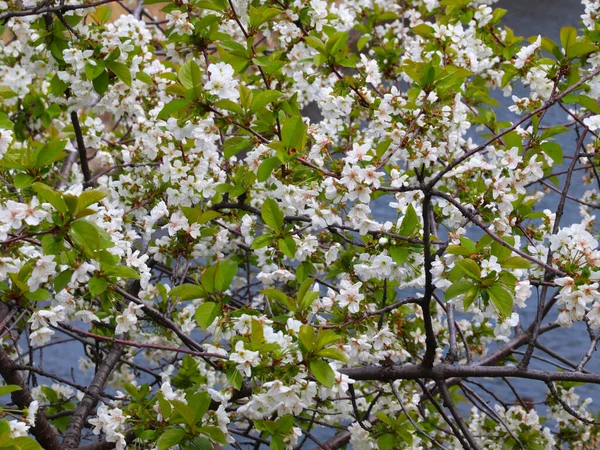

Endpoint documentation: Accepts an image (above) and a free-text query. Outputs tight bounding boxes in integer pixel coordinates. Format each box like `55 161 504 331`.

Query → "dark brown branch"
70 110 92 185
340 362 600 385
61 340 124 449
0 0 117 21
420 192 437 369
57 323 227 359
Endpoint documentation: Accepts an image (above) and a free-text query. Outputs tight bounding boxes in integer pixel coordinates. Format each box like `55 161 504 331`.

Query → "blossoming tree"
2 0 600 447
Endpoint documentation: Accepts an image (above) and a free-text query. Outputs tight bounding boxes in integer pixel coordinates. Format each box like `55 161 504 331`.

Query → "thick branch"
340 362 600 384
62 340 124 449
0 310 61 450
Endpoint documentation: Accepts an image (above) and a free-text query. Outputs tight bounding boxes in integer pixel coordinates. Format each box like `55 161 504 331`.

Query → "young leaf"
261 198 284 231
445 279 474 300
157 428 186 450
106 60 132 87
257 156 281 182
309 360 335 388
501 256 531 269
0 385 21 396
32 182 68 213
215 260 238 292
399 204 419 236
455 259 482 280
487 284 513 317
170 284 205 300
278 236 296 259
77 189 107 212
195 302 221 329
281 115 307 152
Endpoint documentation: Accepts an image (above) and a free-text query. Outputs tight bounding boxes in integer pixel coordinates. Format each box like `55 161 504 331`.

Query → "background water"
32 0 600 446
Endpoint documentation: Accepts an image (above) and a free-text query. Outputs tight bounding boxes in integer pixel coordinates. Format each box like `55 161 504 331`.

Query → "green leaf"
463 285 480 311
226 367 243 390
199 426 227 445
487 284 513 317
106 60 132 87
223 137 251 159
137 71 153 85
85 60 106 80
261 198 284 231
54 269 73 292
389 246 409 264
309 360 335 388
77 189 107 212
89 276 109 296
304 36 326 54
455 259 481 280
50 75 69 96
298 325 316 351
157 428 186 450
157 392 172 420
0 385 21 396
250 90 282 113
278 236 296 258
501 256 531 269
540 141 563 165
14 173 34 189
92 70 110 95
412 23 434 38
262 288 296 310
316 347 348 362
179 59 202 90
10 436 44 450
171 399 196 427
25 289 50 301
460 237 477 252
445 279 474 300
378 434 395 450
32 182 67 213
562 94 600 114
560 26 577 56
399 204 419 236
569 39 598 58
297 277 314 307
188 391 211 422
180 207 221 224
170 283 205 300
214 99 244 115
0 85 17 99
101 265 140 280
271 435 285 450
446 245 472 256
70 220 113 252
257 156 281 182
157 99 190 120
195 302 220 328
200 265 218 293
35 140 67 168
215 260 238 291
281 115 307 152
